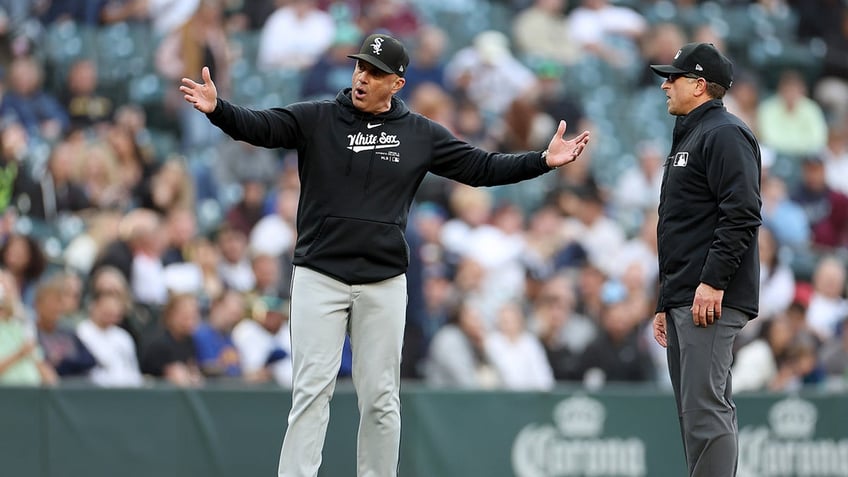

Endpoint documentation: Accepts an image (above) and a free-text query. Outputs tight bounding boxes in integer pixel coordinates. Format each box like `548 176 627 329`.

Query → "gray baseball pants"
666 306 748 477
278 266 407 477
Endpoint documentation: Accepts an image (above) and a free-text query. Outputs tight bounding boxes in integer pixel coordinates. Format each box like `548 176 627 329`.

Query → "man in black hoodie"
650 43 762 477
181 33 590 477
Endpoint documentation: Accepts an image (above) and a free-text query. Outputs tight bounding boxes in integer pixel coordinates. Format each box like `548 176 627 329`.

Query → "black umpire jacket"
656 99 762 318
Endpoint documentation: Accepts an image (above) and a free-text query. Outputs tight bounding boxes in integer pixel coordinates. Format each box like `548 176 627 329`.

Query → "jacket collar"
673 99 724 140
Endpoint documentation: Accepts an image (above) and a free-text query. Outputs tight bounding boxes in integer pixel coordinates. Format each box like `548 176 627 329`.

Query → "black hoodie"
207 89 552 284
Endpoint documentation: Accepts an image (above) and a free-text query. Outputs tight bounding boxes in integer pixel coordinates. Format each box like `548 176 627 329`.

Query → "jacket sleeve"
205 98 306 149
700 125 762 290
426 120 552 186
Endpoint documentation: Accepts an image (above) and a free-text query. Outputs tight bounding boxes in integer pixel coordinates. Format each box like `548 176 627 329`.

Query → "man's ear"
392 77 406 94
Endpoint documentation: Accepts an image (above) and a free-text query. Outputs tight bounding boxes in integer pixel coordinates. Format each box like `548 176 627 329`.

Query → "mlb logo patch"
673 152 689 167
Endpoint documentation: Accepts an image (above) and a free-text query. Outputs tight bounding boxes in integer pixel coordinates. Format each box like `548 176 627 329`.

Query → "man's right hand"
180 66 218 114
653 312 667 348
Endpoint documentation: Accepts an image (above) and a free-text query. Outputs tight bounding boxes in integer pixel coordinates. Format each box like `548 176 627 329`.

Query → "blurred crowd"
0 0 846 393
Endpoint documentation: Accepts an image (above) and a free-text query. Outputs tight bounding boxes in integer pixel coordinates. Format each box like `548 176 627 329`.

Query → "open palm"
179 66 218 113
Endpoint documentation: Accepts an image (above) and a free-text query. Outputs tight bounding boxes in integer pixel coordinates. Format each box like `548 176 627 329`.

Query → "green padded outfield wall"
0 385 846 477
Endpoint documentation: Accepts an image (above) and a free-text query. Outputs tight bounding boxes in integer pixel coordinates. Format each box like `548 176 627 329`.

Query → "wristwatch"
542 149 557 169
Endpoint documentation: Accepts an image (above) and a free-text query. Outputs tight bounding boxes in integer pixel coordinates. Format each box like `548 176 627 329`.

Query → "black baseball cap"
650 42 734 89
348 33 409 77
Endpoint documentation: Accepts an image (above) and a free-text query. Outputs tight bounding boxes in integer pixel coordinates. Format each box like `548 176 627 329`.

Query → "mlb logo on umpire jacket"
672 152 689 167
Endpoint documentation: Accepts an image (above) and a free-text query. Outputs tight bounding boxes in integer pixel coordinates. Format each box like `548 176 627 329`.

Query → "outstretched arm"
180 66 218 114
543 120 591 169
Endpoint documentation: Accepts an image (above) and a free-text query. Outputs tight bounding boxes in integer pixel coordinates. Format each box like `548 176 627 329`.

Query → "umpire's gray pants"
666 306 748 477
278 266 407 477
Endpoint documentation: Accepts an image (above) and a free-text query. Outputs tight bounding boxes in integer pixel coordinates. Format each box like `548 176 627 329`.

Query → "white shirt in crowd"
132 254 168 306
76 320 143 388
232 319 293 388
257 5 335 71
485 331 555 391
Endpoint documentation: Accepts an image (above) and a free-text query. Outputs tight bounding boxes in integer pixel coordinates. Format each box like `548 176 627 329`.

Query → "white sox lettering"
346 131 401 153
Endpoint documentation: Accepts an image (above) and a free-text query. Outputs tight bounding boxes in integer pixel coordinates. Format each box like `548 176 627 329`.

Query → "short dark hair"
705 81 727 100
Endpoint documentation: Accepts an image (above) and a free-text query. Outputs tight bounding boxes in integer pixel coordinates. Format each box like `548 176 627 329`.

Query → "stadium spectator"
530 272 597 381
486 300 554 390
798 0 848 125
576 289 655 384
611 140 663 228
147 0 201 37
63 210 122 276
35 276 97 380
61 59 113 132
560 185 626 277
609 211 659 289
76 291 143 387
822 120 848 195
211 141 279 191
398 25 449 101
489 91 556 154
215 223 255 292
636 22 686 90
522 205 567 280
359 0 421 40
161 206 198 266
103 123 156 205
791 154 848 250
0 56 69 141
98 0 150 25
732 315 796 392
0 268 56 385
256 0 335 71
425 300 499 388
300 24 363 101
534 60 587 141
820 325 848 381
193 288 244 379
565 0 647 69
249 187 297 295
138 158 195 216
248 250 286 300
804 256 848 341
140 293 203 386
756 226 797 323
406 82 457 133
444 30 537 119
185 236 225 308
0 233 47 306
76 141 128 210
0 122 38 217
15 140 91 220
757 69 829 157
155 0 230 151
232 294 292 386
221 0 275 31
760 174 810 249
512 0 580 66
223 176 266 237
724 71 763 133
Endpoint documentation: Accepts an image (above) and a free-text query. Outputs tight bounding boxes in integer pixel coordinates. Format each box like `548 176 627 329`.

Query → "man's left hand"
544 120 591 169
691 282 724 327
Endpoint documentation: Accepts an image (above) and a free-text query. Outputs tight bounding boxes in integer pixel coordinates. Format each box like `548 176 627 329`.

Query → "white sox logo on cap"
371 37 383 55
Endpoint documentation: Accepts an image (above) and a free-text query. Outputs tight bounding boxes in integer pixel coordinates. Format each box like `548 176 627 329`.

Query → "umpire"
649 43 762 477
